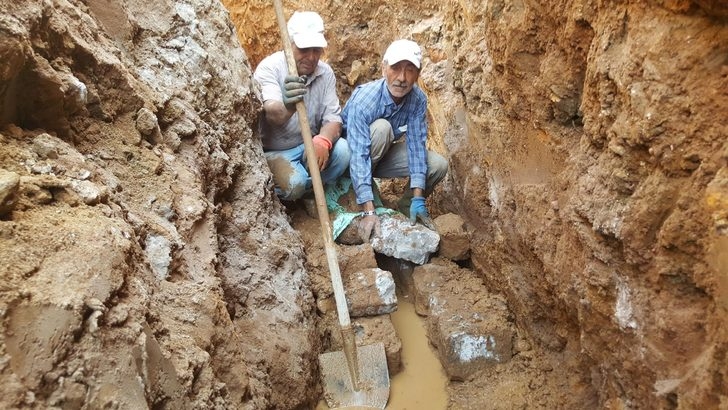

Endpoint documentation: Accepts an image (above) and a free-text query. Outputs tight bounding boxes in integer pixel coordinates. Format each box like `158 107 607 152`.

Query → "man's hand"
282 75 306 107
409 196 436 230
312 135 331 171
357 212 381 243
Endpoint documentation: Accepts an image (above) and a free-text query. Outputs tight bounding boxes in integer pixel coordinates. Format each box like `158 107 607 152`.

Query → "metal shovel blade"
319 342 390 409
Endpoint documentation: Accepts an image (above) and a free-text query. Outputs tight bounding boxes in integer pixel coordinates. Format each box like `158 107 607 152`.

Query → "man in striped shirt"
341 39 448 242
254 11 350 201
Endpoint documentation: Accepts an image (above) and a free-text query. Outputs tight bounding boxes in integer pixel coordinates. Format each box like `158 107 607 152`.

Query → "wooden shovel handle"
271 0 350 329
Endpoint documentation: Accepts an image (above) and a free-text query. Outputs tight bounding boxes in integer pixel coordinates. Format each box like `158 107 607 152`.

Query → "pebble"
0 169 20 216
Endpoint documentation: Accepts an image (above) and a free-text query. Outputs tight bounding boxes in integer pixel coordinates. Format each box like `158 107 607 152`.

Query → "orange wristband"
313 135 333 151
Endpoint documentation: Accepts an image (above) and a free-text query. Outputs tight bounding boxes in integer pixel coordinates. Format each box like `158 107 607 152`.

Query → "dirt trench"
1 0 727 409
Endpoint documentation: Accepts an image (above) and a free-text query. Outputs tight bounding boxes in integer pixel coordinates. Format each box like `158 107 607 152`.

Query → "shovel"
270 1 390 408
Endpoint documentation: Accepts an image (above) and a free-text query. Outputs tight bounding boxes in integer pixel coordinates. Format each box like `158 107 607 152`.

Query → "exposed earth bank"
1 0 726 409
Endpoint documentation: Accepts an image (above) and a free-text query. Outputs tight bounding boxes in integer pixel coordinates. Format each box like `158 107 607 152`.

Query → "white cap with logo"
287 11 327 48
382 39 422 69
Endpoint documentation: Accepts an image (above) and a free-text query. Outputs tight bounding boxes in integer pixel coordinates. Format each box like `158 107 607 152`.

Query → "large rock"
433 213 471 261
355 315 403 376
309 240 379 306
412 263 447 316
430 311 514 381
371 214 440 265
344 268 398 317
412 260 515 380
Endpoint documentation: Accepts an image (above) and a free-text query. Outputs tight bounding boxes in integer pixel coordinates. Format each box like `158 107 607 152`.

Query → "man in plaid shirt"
342 39 448 242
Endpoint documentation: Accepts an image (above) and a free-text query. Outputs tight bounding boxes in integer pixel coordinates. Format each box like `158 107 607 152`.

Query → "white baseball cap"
287 11 327 48
382 39 422 69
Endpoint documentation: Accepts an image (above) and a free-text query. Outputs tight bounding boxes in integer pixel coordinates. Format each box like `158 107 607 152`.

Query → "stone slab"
345 268 398 318
431 311 514 381
433 213 471 261
371 214 440 265
324 314 403 376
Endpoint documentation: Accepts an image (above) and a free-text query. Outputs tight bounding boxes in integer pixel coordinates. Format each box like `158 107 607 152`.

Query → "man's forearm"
361 200 375 212
317 121 341 143
263 100 294 126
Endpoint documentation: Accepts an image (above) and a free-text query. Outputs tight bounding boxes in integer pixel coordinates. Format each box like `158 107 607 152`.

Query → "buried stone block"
370 214 440 265
431 312 514 381
410 259 515 380
145 234 172 281
354 315 403 376
307 242 377 305
324 314 403 376
338 243 378 275
412 263 451 316
0 169 20 216
433 213 471 261
344 268 397 318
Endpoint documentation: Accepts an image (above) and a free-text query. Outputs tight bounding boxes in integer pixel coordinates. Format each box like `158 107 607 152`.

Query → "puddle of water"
316 295 448 410
388 294 448 409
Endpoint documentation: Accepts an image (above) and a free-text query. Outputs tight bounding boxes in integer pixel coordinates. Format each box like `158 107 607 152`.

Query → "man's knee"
330 138 351 167
269 162 307 200
276 173 307 200
323 139 351 184
369 119 393 145
265 149 309 200
370 118 392 134
428 151 448 185
369 119 393 164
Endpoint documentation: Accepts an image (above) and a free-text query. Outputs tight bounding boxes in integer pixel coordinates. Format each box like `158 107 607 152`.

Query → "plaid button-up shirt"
342 78 428 204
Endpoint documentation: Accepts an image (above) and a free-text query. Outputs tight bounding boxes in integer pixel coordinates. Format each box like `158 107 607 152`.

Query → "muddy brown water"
388 295 449 409
317 295 448 409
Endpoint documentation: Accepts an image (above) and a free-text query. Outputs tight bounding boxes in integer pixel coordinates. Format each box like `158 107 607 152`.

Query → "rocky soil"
1 0 726 409
1 0 316 408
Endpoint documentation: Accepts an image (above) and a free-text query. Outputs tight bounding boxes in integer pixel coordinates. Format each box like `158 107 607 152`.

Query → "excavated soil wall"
439 2 728 408
1 0 320 408
0 0 726 409
230 0 728 408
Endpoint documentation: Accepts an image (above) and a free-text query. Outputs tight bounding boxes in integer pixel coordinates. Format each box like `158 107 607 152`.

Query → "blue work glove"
282 75 306 107
410 196 436 231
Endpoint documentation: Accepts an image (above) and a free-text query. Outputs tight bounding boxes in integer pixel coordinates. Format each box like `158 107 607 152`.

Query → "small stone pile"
313 239 404 374
299 207 516 380
378 213 516 381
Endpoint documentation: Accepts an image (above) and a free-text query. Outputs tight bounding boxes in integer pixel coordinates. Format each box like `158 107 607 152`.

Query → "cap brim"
292 33 327 48
385 56 421 69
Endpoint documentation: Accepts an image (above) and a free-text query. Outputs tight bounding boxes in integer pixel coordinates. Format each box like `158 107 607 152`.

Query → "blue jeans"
264 138 351 201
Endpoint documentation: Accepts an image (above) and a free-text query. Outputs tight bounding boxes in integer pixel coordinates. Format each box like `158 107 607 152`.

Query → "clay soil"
1 0 727 409
289 202 595 409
